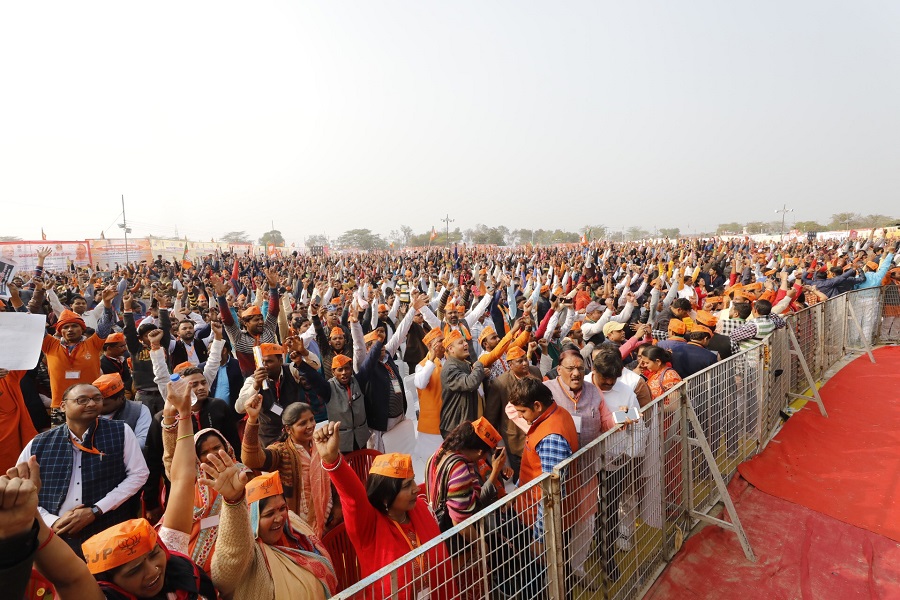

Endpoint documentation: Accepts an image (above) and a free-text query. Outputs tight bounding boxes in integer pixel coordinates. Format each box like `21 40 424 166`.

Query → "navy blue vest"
31 419 138 548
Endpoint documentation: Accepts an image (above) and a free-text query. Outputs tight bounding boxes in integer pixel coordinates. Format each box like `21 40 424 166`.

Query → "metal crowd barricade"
331 286 891 600
332 474 555 599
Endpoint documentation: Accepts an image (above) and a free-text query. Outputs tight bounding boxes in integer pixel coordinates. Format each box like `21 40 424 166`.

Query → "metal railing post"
847 296 877 364
786 325 829 417
542 474 567 600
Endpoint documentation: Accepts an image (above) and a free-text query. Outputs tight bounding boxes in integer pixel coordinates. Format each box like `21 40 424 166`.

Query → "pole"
121 195 130 264
441 214 454 248
775 204 793 241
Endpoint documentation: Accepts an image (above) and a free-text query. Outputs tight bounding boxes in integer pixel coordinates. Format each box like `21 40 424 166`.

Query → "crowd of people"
1 231 898 599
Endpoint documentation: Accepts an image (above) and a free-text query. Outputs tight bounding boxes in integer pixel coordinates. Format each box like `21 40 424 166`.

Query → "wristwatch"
90 505 103 518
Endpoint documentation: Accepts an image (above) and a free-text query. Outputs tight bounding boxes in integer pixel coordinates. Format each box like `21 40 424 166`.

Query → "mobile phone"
493 447 505 460
612 407 641 424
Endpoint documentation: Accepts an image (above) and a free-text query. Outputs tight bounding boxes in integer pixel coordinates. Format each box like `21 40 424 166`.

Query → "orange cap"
472 417 501 449
258 343 283 357
331 354 352 370
105 332 125 345
691 324 713 337
866 261 879 271
571 321 582 331
478 326 496 345
241 306 262 318
246 471 283 505
423 328 443 346
364 330 380 344
173 361 193 374
506 346 526 361
668 319 687 335
369 453 414 479
443 329 463 349
378 304 388 312
92 373 124 397
456 305 466 313
330 327 344 337
82 518 158 575
694 310 717 328
540 285 550 294
55 309 86 333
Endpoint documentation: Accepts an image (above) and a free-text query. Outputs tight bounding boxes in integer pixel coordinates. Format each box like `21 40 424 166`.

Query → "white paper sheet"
0 312 47 370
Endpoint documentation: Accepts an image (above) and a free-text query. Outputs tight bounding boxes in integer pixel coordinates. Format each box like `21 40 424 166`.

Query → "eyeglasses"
560 365 585 372
69 395 105 406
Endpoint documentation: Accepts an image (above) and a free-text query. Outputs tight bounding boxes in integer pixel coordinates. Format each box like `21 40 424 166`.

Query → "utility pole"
441 214 454 248
117 195 132 264
775 204 794 241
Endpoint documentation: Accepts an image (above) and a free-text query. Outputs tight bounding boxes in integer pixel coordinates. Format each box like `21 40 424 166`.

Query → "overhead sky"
2 1 898 245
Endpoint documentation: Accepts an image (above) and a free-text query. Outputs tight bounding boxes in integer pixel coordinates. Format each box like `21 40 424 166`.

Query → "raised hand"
252 367 268 390
210 320 223 339
0 458 41 540
312 421 342 464
166 380 192 416
102 285 117 305
244 393 263 421
147 328 165 349
412 292 428 312
198 449 248 503
210 274 229 297
265 268 280 288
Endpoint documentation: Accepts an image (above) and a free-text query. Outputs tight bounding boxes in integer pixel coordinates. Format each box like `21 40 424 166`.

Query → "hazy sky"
2 1 898 245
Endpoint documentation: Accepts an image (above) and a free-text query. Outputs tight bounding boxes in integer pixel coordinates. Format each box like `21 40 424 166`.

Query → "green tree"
336 229 388 250
259 230 285 246
744 222 766 234
827 212 861 230
221 231 251 244
400 225 414 246
659 227 680 238
305 234 329 248
793 221 824 232
626 227 650 241
465 224 507 245
859 214 896 228
716 222 743 235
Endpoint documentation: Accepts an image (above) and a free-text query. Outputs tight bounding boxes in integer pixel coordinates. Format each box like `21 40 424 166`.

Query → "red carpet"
645 476 900 600
738 346 900 542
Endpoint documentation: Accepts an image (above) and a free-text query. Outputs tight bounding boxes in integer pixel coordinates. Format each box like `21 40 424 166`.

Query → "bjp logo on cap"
119 533 143 556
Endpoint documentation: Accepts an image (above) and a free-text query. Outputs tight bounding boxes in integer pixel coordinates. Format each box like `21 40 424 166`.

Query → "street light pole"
441 214 454 248
118 195 132 264
775 204 794 241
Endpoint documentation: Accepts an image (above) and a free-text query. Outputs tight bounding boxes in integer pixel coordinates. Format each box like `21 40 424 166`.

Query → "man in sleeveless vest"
508 376 598 586
167 319 209 367
235 342 323 446
93 373 152 449
100 332 133 397
17 383 149 557
300 353 372 453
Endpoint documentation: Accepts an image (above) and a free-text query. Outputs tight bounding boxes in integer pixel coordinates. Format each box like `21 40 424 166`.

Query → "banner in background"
87 238 152 267
0 241 91 272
